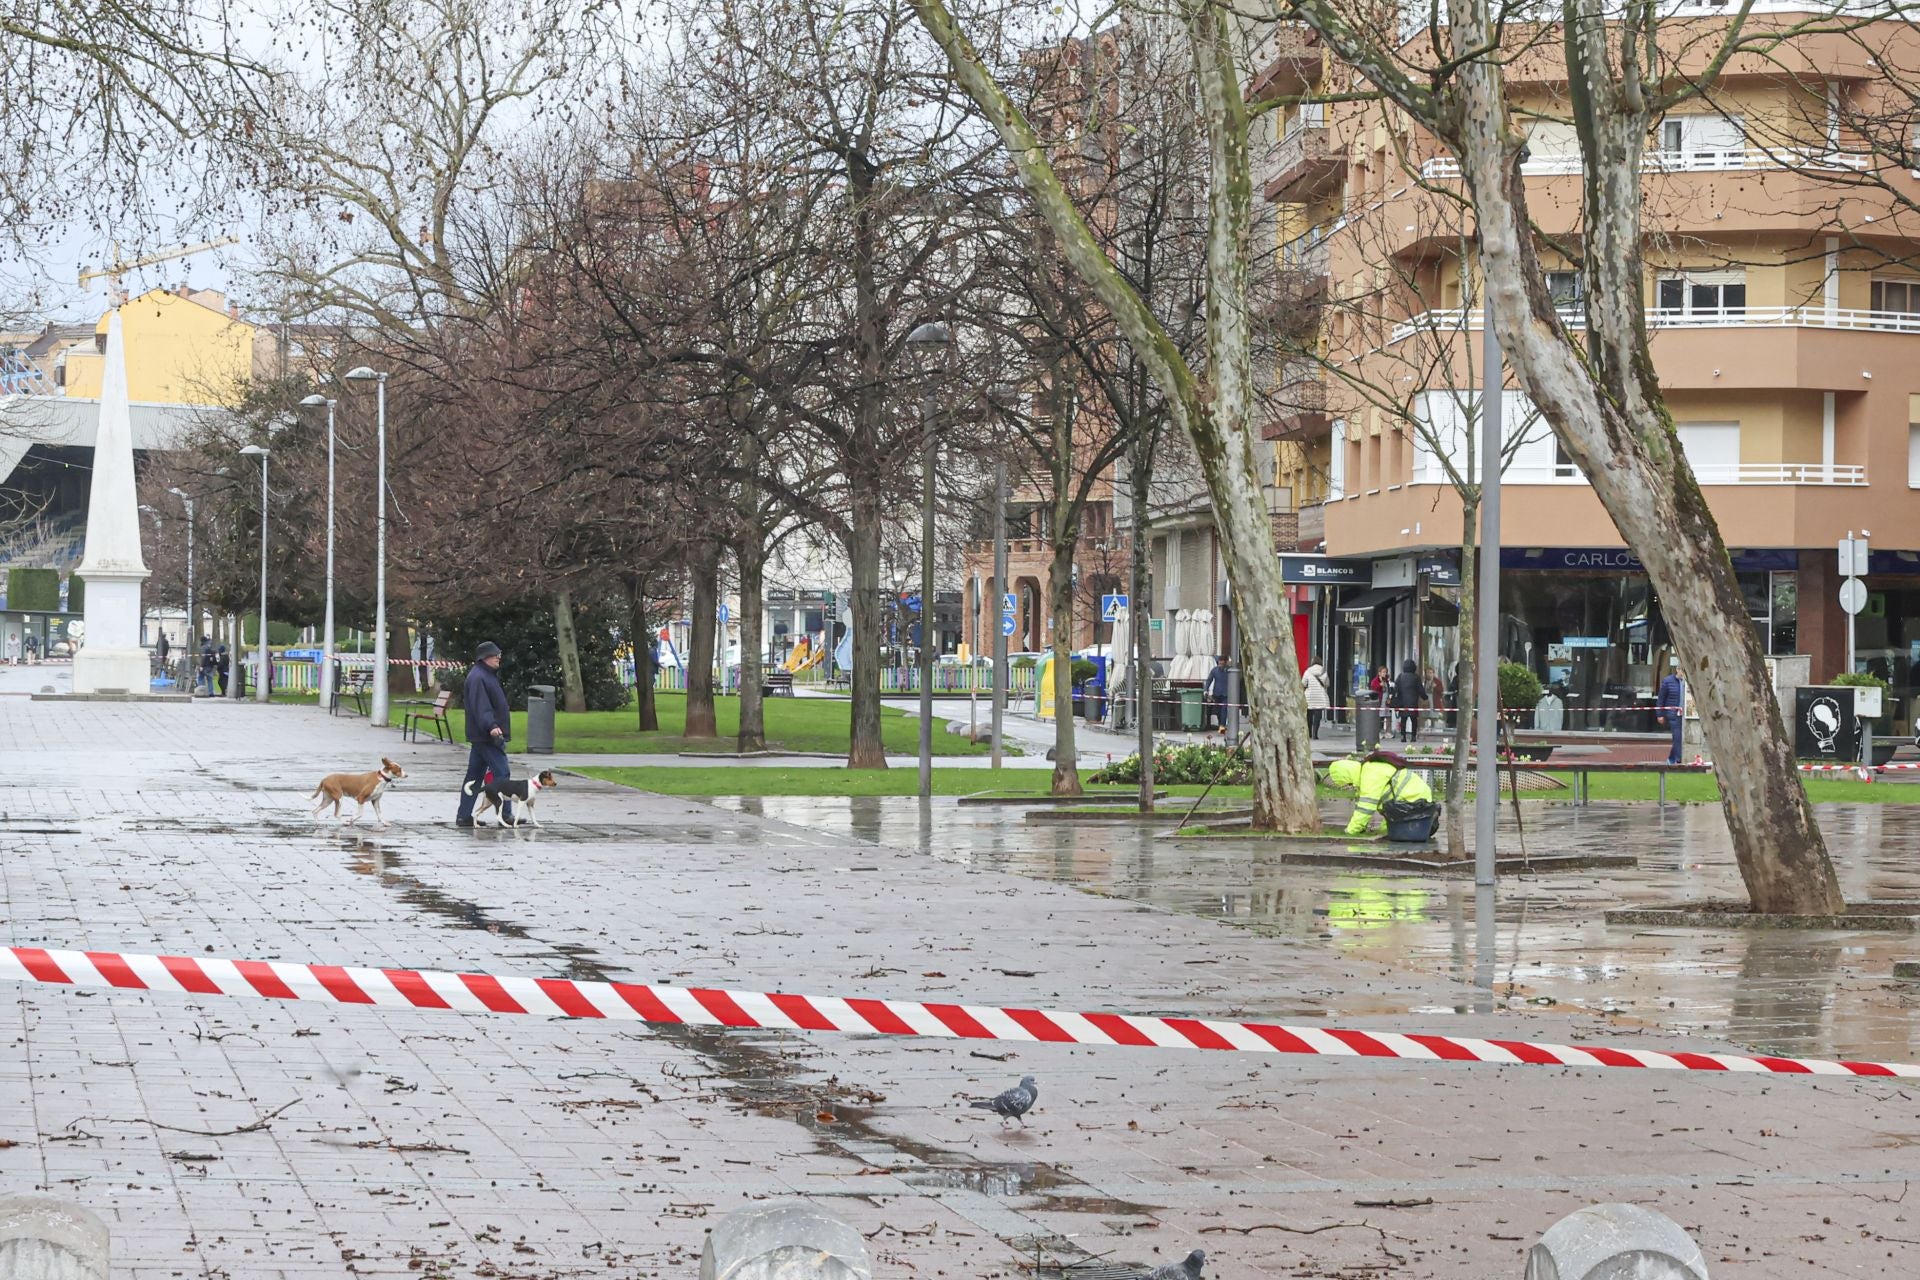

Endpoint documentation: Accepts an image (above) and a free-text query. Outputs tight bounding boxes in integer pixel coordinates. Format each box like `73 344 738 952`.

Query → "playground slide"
782 636 813 673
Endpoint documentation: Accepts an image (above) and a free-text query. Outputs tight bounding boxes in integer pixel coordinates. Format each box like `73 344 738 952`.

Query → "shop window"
1873 278 1920 315
1770 571 1798 655
1657 272 1746 317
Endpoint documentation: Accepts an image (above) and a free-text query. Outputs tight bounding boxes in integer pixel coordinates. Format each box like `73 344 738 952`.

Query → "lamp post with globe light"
344 367 390 726
238 418 288 703
299 392 338 711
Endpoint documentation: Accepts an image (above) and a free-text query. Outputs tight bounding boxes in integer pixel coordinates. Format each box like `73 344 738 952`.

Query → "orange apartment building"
1255 4 1920 734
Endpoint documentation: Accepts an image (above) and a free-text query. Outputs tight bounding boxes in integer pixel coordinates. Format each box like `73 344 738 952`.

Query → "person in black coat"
456 641 515 827
1389 658 1426 743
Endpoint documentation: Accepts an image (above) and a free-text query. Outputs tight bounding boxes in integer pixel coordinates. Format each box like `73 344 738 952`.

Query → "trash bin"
1354 707 1383 753
1382 798 1439 843
526 684 557 754
1179 686 1204 731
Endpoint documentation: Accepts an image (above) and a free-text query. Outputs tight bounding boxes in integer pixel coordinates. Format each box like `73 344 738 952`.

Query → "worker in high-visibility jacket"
1326 756 1433 836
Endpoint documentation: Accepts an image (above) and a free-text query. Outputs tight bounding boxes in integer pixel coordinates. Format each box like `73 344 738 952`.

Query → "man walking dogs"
455 641 513 828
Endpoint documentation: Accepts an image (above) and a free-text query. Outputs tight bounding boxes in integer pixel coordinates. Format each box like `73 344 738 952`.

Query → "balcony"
1262 232 1330 341
1418 147 1869 180
1263 365 1330 441
1247 23 1322 102
1296 501 1326 548
1265 122 1344 204
1390 304 1920 346
1399 0 1897 45
1499 461 1866 486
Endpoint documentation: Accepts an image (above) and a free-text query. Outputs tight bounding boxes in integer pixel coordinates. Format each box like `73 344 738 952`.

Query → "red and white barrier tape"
3 946 1914 1079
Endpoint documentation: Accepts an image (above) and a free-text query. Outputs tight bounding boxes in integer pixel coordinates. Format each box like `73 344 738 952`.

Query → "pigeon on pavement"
1145 1249 1205 1280
969 1074 1037 1124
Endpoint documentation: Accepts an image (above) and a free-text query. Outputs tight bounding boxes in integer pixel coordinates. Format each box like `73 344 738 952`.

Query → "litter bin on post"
1354 707 1383 753
526 685 556 754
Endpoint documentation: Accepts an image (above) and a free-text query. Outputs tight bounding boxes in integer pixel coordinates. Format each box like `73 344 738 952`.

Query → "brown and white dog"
463 770 557 827
311 758 407 826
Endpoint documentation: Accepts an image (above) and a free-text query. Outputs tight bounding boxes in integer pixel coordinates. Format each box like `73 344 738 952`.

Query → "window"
1676 422 1740 481
1872 278 1920 315
1546 271 1584 307
1656 272 1746 317
1329 420 1346 499
1657 114 1745 162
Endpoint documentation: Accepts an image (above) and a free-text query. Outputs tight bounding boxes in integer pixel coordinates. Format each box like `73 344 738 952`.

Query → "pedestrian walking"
156 632 170 680
4 632 17 666
1658 664 1687 765
1301 662 1330 740
198 641 216 696
455 641 514 828
216 644 230 696
1202 655 1233 735
23 632 37 665
1390 659 1426 743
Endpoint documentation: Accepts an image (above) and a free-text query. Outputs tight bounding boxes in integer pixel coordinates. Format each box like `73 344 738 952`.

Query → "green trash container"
1179 686 1204 731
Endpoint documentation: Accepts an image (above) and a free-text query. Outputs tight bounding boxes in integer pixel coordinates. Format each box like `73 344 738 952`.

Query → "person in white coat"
1301 662 1330 740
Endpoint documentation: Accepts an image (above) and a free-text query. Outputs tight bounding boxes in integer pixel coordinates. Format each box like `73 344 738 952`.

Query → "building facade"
1252 5 1920 732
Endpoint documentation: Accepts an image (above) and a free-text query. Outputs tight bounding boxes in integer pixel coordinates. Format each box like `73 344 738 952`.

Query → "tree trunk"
1445 0 1841 912
1047 528 1082 797
912 0 1319 831
1129 428 1156 813
685 548 720 740
386 619 411 699
1446 497 1477 860
846 494 887 768
553 590 587 714
626 575 659 732
737 542 767 754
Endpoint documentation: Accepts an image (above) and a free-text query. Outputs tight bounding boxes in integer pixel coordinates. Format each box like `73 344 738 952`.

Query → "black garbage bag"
1381 798 1440 842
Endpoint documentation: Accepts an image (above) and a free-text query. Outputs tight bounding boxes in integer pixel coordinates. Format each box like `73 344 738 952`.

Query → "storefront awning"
1337 587 1409 614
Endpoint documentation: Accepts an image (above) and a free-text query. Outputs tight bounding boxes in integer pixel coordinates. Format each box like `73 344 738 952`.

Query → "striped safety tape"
3 946 1915 1079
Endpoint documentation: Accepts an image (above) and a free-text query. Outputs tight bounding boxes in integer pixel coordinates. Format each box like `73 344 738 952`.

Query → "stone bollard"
700 1200 872 1280
0 1196 109 1280
1524 1203 1708 1279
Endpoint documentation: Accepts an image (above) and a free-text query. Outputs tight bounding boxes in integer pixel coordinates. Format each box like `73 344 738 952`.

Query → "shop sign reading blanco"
1278 554 1372 586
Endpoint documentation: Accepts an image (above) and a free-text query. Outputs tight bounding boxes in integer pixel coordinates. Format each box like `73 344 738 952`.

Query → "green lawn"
575 766 1124 797
430 692 994 757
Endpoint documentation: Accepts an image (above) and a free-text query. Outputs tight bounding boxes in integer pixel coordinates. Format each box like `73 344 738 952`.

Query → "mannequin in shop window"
1534 682 1566 732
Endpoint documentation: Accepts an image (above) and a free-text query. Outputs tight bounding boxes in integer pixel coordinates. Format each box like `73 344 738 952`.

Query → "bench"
330 664 371 717
401 687 455 743
762 671 795 698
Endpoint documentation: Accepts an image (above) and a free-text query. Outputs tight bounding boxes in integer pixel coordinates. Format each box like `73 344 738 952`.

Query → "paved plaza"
2 695 1920 1276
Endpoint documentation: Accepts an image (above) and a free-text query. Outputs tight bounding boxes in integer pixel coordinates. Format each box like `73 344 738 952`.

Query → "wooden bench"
401 687 455 743
762 671 795 698
330 664 371 717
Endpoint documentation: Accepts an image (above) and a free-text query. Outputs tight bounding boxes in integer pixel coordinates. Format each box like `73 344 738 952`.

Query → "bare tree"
913 1 1323 829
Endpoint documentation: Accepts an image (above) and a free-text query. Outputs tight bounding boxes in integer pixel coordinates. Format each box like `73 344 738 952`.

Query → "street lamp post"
905 321 953 801
300 393 338 711
345 367 390 727
168 487 195 693
239 442 273 703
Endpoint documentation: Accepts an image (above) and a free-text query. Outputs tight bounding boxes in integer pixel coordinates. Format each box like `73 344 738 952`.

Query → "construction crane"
77 236 241 302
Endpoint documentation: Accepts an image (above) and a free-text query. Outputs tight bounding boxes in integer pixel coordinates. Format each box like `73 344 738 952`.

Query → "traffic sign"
1001 612 1017 637
1002 592 1016 612
1100 593 1128 623
1838 536 1870 577
1839 577 1868 615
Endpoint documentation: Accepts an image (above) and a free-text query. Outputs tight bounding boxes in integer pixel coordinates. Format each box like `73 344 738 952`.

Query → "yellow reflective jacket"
1327 758 1433 835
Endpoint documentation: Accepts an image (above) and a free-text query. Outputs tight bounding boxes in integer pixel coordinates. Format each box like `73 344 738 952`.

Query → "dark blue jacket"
464 663 511 744
1204 664 1232 701
1657 673 1685 719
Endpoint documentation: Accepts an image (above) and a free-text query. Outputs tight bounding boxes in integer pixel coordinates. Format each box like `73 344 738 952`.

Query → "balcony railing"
1494 462 1867 486
1418 147 1869 179
1399 0 1895 44
1267 115 1343 204
1391 304 1920 344
1280 231 1330 274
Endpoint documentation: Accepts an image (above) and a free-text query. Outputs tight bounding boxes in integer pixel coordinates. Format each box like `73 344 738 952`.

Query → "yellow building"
60 288 257 406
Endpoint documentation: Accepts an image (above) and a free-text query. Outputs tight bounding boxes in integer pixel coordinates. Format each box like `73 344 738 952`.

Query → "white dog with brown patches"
311 758 407 826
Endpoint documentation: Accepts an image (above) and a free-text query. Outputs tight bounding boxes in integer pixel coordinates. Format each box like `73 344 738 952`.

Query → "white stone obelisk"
71 310 151 694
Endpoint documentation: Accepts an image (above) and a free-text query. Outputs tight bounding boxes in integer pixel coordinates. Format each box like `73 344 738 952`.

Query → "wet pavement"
3 697 1920 1276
